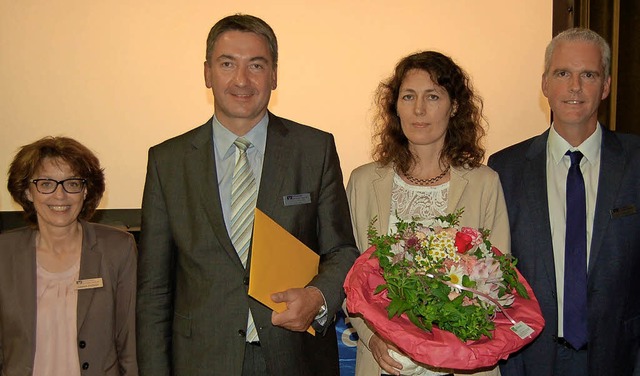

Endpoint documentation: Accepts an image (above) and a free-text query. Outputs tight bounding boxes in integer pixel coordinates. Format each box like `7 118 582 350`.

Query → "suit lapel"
589 128 624 274
256 113 288 215
447 167 468 212
373 165 394 234
77 221 101 330
184 120 241 268
20 229 38 360
524 132 557 289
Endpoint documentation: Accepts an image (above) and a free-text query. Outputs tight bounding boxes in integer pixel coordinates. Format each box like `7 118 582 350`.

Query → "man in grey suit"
136 14 359 375
489 28 640 376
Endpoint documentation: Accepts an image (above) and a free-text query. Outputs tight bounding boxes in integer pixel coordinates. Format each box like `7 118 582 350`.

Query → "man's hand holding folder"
249 209 322 335
271 287 324 332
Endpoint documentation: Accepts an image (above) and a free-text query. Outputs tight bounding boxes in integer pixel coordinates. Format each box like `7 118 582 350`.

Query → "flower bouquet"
344 210 544 370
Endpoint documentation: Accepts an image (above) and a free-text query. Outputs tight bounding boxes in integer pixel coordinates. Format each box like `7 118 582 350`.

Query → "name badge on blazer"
75 278 104 290
610 205 637 219
283 193 312 206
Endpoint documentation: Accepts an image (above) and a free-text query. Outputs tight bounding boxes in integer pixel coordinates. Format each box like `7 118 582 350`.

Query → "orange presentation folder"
248 208 319 335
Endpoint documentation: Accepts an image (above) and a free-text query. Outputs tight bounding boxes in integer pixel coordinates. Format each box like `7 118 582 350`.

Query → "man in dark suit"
136 14 359 375
489 28 640 376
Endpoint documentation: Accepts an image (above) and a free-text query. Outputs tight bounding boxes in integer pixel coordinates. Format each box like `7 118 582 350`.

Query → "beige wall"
0 1 552 210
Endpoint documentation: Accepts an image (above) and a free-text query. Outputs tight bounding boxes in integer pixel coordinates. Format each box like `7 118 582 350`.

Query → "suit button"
243 276 250 285
78 340 86 349
551 291 557 298
238 329 246 337
82 362 89 370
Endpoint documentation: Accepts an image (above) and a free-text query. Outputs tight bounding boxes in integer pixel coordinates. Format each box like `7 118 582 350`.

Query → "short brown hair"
205 14 278 67
373 51 486 173
7 136 105 225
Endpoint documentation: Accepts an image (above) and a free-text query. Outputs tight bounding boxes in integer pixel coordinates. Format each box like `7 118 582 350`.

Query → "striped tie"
230 137 259 342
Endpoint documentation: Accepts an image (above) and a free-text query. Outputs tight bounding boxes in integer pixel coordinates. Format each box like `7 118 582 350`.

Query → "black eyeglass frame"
30 178 87 194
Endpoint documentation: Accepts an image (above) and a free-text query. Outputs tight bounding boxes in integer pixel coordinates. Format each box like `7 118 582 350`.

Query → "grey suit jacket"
488 126 640 376
136 113 359 376
345 162 509 376
0 221 138 376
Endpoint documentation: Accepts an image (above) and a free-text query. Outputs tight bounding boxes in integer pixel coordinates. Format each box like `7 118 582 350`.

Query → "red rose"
455 232 474 253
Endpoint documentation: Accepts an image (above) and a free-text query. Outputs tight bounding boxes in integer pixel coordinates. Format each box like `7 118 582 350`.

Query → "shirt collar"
548 122 602 165
212 113 269 161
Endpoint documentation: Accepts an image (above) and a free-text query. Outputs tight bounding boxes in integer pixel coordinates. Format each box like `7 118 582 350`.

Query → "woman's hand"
369 333 403 375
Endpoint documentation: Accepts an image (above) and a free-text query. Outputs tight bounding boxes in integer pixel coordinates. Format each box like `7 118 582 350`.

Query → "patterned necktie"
563 150 588 350
230 137 259 342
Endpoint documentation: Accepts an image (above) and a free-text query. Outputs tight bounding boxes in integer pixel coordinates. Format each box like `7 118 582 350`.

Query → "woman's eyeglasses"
31 178 87 194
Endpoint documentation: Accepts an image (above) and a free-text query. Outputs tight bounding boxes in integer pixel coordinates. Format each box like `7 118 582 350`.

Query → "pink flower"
390 241 405 256
390 241 406 264
498 293 516 307
415 230 428 240
471 259 491 281
459 254 478 274
406 236 419 248
460 227 483 246
443 258 455 269
462 296 477 306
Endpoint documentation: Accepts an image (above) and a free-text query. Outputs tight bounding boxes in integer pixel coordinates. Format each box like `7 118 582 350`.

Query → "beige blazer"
345 162 509 376
0 221 138 376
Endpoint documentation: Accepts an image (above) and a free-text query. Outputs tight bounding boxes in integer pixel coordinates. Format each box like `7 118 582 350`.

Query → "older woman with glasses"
0 136 138 376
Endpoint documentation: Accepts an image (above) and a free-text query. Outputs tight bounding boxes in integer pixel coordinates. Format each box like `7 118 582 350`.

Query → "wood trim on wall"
552 0 620 131
0 208 141 234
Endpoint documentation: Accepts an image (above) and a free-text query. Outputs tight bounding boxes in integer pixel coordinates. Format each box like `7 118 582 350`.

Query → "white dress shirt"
546 123 601 337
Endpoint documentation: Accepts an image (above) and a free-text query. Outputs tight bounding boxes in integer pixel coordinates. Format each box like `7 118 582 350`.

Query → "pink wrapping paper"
344 246 545 370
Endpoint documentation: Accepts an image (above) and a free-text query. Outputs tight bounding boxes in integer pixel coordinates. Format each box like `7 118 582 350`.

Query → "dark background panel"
0 208 141 242
553 0 640 135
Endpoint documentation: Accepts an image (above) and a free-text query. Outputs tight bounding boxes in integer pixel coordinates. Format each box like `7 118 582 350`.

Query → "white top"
33 259 81 376
389 172 449 231
388 172 449 376
546 123 601 337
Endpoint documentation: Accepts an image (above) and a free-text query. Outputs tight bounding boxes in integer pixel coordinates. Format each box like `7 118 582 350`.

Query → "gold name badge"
75 278 104 290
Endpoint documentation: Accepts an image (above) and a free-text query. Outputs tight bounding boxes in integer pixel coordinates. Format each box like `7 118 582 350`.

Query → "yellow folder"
248 208 319 335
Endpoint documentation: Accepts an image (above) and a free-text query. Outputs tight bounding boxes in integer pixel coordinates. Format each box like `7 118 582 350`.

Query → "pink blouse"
33 259 81 376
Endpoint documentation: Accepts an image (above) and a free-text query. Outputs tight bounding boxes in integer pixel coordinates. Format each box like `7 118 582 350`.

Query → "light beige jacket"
345 162 510 376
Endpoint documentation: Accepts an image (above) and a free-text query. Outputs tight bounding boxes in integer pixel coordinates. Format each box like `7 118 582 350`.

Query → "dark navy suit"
488 126 640 376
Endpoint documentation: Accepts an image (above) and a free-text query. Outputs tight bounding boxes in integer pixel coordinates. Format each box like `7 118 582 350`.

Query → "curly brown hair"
7 136 105 226
372 51 486 173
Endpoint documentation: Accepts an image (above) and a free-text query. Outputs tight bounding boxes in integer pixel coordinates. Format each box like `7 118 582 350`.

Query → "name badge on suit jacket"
76 278 104 290
610 204 637 219
283 193 312 206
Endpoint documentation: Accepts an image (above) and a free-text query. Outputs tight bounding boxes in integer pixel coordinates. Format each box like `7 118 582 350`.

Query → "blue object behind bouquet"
336 309 358 376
